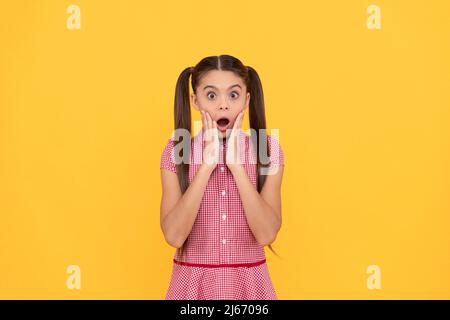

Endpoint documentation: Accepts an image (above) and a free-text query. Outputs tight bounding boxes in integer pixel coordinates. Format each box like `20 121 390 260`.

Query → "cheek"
197 98 214 109
232 96 246 105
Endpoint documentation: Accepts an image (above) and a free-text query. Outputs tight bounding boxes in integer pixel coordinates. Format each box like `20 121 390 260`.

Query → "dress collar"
192 129 247 147
191 129 248 165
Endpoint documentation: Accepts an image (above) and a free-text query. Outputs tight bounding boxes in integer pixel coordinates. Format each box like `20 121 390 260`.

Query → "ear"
191 92 200 111
246 92 250 108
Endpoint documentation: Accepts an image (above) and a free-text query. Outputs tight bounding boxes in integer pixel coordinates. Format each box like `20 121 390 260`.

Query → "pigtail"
173 66 194 258
247 65 279 258
174 66 193 195
247 66 270 193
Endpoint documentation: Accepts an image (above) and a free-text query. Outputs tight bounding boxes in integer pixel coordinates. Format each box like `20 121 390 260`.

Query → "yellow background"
1 0 449 299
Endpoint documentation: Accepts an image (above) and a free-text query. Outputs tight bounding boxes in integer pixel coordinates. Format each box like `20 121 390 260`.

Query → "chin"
218 131 229 139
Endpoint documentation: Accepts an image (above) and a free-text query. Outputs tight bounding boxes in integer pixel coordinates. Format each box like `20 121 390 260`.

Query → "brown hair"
173 54 279 257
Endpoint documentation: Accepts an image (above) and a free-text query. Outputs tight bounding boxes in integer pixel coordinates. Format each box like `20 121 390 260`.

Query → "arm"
160 164 214 248
160 111 220 248
229 165 284 246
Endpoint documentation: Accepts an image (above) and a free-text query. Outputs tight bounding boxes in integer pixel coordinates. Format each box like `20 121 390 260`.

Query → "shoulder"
267 134 283 153
267 133 284 168
162 137 175 150
160 138 177 173
161 137 177 160
247 132 283 158
242 131 282 149
243 131 284 168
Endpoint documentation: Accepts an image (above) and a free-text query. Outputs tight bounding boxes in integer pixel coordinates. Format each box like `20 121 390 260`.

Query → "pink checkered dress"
160 129 284 300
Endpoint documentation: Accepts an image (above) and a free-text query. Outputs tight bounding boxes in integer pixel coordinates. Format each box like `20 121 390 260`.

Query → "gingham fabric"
160 129 284 300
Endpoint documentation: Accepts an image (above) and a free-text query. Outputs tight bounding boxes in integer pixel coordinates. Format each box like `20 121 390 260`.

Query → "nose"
218 95 230 111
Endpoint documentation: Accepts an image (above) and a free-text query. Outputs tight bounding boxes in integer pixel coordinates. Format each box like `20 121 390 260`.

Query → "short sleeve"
160 138 177 173
265 135 284 175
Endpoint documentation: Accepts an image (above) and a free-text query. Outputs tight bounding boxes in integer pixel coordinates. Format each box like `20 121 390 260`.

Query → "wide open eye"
207 91 216 100
230 91 239 99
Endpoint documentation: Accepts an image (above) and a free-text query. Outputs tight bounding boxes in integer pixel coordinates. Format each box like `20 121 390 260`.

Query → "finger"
232 112 240 131
212 120 218 136
237 110 244 129
233 110 244 131
204 112 209 137
201 110 206 130
206 111 213 130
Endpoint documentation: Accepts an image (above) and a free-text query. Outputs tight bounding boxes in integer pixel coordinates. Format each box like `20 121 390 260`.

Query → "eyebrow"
203 84 242 91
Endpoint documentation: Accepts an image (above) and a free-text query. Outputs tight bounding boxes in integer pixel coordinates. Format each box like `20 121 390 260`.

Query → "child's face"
191 70 250 139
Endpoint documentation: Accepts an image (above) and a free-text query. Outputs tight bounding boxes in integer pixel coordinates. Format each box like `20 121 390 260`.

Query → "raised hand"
226 110 245 171
201 110 220 171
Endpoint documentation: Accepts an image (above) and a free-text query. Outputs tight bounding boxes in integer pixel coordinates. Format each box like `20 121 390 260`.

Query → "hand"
201 110 220 171
226 110 245 171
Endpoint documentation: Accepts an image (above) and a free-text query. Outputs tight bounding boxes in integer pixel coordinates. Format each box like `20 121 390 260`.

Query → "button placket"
218 139 229 264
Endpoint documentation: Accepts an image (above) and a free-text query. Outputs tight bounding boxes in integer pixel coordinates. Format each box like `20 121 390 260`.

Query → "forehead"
198 70 245 90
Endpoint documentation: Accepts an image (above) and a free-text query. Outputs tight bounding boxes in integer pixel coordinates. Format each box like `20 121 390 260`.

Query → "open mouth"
216 117 231 132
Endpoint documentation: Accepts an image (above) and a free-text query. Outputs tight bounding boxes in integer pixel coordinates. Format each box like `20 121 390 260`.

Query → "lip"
216 117 232 132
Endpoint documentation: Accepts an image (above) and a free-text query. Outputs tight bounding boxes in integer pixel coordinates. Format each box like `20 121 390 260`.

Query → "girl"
160 54 284 300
